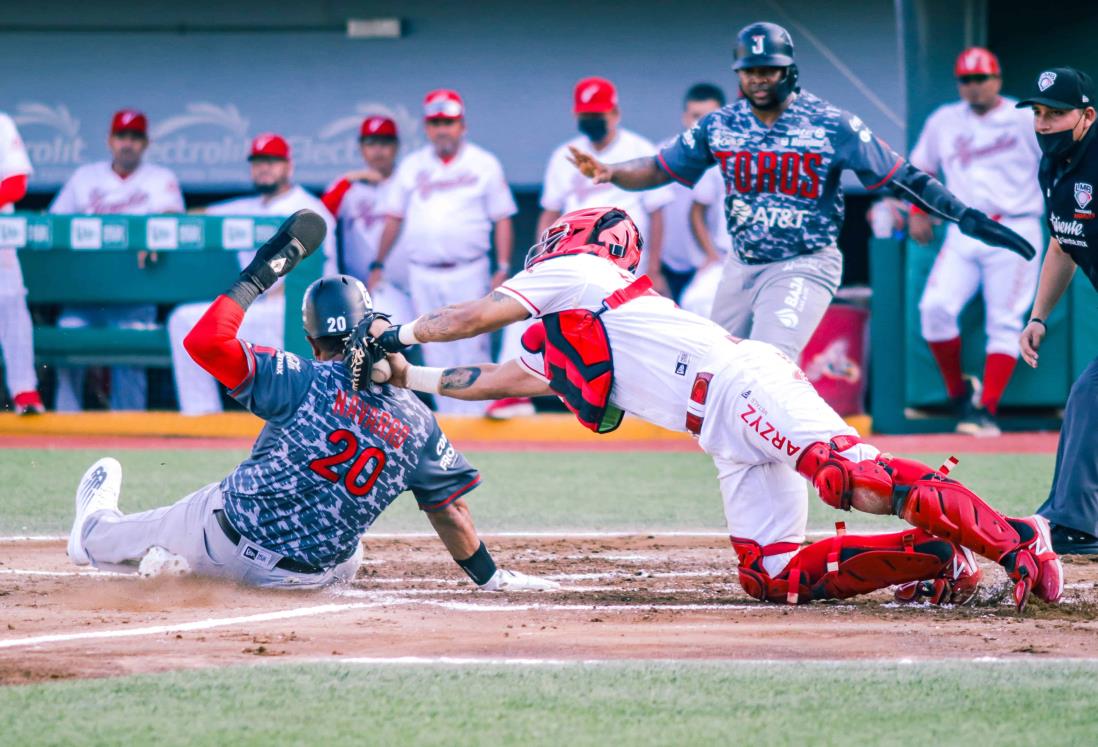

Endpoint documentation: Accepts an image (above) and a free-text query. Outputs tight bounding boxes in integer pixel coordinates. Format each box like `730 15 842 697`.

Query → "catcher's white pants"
408 258 491 415
168 295 284 415
82 481 362 588
918 217 1042 356
697 339 878 575
0 250 37 396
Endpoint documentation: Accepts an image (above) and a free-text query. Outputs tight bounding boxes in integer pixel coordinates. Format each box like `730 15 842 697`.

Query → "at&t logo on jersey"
729 198 809 229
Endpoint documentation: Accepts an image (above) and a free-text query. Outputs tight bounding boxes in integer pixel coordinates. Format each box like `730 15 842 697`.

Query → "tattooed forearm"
415 304 467 341
441 366 482 391
488 291 510 303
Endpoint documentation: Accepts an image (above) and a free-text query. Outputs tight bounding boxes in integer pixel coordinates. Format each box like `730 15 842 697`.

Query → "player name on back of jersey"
332 389 411 448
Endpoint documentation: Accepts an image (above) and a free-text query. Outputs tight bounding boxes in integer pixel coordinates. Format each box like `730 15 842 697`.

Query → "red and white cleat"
485 397 536 420
1003 514 1064 611
13 390 45 415
894 544 982 606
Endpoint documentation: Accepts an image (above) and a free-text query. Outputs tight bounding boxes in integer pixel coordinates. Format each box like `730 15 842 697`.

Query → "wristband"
405 365 443 394
368 260 384 271
398 318 423 346
456 541 499 587
1028 318 1047 329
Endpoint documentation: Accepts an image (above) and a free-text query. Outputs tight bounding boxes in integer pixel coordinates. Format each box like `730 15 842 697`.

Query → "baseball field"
3 430 1098 745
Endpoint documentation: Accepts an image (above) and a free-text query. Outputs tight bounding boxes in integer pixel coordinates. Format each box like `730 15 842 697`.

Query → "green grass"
1 448 1055 535
1 661 1095 746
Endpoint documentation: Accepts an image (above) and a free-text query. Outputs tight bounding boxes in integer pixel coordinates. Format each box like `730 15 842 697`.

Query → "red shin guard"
731 527 958 605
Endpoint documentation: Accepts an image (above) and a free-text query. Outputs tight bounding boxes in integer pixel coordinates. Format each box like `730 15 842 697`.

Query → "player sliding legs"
67 210 556 592
353 206 1061 610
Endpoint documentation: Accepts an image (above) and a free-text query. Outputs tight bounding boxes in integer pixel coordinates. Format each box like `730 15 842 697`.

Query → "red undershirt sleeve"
320 178 351 217
0 174 28 209
182 295 251 390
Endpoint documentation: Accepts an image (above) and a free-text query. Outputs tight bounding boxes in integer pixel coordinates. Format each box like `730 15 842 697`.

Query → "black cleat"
1050 523 1098 555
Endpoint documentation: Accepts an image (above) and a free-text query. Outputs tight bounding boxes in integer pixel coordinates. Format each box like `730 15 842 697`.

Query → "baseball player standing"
321 116 414 323
68 210 555 591
0 110 44 414
369 89 517 415
539 77 672 290
167 133 337 415
1017 67 1098 555
567 22 1036 361
912 48 1043 437
49 110 184 411
369 205 1062 610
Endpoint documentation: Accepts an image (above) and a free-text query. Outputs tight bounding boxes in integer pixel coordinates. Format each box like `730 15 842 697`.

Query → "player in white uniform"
49 110 184 411
662 84 731 305
167 133 336 414
370 89 517 415
321 116 414 324
911 48 1043 436
0 111 44 414
539 77 672 285
367 206 1062 611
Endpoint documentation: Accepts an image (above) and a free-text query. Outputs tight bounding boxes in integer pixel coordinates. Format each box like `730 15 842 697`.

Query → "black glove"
226 209 328 309
958 208 1036 261
376 325 413 354
343 312 393 391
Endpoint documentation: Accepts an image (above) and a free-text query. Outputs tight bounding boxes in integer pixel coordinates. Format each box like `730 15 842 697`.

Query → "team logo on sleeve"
1038 71 1057 91
1074 182 1092 209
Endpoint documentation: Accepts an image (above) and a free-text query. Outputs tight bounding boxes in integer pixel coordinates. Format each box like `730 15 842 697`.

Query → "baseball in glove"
343 312 392 391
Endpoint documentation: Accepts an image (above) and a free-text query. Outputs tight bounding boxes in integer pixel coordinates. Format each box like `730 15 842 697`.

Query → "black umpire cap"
1016 67 1096 110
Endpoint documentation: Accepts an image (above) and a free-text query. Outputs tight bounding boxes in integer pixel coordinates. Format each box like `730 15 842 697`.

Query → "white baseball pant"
0 249 37 397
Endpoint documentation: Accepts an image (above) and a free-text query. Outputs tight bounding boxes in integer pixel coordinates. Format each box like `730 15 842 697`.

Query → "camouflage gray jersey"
657 90 904 263
220 343 479 568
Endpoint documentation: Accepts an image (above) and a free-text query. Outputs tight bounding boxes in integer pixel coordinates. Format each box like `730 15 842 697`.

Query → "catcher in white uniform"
49 110 185 411
167 133 337 415
911 48 1043 436
364 206 1062 611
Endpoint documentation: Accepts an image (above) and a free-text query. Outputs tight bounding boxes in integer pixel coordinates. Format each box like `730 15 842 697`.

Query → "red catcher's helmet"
955 47 1001 77
525 206 643 272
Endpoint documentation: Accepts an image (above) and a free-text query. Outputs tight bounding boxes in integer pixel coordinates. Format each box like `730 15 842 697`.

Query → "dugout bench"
4 213 323 368
869 228 1098 433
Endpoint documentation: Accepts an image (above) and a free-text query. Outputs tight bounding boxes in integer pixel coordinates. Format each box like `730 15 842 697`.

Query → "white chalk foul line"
0 568 131 578
0 601 405 650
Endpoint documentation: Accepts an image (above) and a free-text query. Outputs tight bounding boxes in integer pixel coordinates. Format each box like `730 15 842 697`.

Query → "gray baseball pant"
81 482 362 588
709 246 843 359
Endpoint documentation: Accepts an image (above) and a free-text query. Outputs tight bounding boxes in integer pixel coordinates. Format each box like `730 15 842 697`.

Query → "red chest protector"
520 275 655 433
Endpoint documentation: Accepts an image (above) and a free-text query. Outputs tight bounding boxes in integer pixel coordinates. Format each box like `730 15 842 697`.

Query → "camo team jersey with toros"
656 90 905 264
219 345 480 567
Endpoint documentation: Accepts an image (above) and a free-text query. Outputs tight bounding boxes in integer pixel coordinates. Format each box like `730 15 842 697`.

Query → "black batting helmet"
302 274 373 339
733 21 799 103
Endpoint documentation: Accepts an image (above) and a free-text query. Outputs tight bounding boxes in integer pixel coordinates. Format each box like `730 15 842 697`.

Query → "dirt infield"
3 535 1097 685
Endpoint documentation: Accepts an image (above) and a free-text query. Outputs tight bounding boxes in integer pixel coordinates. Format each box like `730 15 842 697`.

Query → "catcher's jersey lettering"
221 346 478 567
658 90 904 263
740 402 801 457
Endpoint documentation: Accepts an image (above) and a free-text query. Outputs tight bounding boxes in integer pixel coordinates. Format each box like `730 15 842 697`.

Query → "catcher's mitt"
343 312 392 391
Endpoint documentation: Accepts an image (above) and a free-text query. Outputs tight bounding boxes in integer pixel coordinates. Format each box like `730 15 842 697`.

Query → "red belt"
685 372 713 435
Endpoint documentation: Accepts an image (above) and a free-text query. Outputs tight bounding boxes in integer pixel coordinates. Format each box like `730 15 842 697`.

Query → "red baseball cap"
955 47 1001 77
574 77 618 114
359 115 398 139
423 89 464 120
248 133 290 160
111 109 148 136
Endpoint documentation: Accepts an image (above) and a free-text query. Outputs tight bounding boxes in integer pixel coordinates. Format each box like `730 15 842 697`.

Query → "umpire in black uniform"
1018 67 1098 554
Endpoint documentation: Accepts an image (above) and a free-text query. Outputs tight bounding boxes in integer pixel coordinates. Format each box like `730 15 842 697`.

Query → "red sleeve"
183 295 251 389
0 174 27 209
321 178 352 216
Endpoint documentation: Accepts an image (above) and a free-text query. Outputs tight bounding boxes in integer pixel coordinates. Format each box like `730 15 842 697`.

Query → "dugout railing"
4 213 323 368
